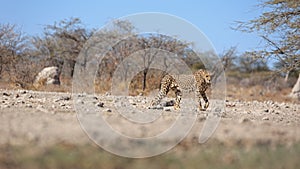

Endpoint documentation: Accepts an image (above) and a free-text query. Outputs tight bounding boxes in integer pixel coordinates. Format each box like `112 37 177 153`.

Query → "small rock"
163 107 171 111
262 117 269 121
280 103 286 107
264 109 269 113
28 95 34 99
275 112 280 115
96 102 104 107
3 92 10 96
129 99 137 105
239 117 250 123
165 100 175 107
3 105 10 108
106 108 112 112
55 96 71 102
26 104 33 108
17 100 25 104
19 90 27 94
77 93 86 97
76 100 84 104
64 106 71 109
198 116 207 121
60 103 66 107
148 105 163 110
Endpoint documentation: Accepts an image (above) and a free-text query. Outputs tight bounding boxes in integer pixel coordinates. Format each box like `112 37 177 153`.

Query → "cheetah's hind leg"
149 79 171 108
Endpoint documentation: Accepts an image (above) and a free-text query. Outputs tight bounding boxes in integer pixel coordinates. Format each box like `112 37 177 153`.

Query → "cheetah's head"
204 73 212 85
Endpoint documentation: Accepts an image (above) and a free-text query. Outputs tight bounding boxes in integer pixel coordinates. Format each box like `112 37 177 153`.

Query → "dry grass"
226 84 297 103
1 71 299 103
225 71 299 103
1 142 299 169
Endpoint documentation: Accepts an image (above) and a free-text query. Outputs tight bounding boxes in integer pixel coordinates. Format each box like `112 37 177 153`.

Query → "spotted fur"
150 69 211 111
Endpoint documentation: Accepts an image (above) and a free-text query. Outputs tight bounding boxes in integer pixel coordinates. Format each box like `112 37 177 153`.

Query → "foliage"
32 18 95 80
235 0 300 75
96 32 194 93
0 23 32 85
219 46 269 73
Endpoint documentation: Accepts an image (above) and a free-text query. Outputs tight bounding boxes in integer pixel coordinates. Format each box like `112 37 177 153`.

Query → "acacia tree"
0 23 29 84
219 46 238 71
31 18 94 84
97 26 191 92
236 0 300 99
138 34 190 90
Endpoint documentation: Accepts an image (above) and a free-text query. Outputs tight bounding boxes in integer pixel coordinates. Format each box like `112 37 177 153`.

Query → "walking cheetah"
150 69 212 111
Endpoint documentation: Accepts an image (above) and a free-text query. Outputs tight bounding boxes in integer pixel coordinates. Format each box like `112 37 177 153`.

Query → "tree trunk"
60 59 75 85
284 70 290 83
142 69 148 91
289 73 300 100
62 59 76 77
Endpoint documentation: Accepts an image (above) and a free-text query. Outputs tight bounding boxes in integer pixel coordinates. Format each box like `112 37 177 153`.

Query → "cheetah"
150 69 212 111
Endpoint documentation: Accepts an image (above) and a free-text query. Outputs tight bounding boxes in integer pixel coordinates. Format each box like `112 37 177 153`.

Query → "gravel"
0 89 299 148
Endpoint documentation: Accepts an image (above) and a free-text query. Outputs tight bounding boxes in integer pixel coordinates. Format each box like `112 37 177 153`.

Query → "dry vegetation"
0 0 299 168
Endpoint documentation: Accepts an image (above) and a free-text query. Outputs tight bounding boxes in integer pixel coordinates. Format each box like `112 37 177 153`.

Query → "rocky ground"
1 88 299 149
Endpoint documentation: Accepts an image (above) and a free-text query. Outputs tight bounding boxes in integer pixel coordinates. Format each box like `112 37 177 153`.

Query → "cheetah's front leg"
173 87 182 110
201 92 209 110
196 90 203 111
196 90 209 111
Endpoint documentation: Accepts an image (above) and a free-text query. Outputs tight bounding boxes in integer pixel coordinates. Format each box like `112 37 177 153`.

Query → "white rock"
26 104 33 108
33 66 60 88
163 107 171 111
262 117 269 121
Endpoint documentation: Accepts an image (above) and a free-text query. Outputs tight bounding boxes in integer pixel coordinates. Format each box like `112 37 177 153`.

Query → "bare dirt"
1 89 299 149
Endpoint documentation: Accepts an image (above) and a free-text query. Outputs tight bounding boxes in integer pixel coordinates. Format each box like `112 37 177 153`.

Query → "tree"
290 73 300 99
219 46 238 71
31 18 94 84
236 0 300 98
0 23 29 83
238 52 269 73
137 34 190 91
96 24 192 93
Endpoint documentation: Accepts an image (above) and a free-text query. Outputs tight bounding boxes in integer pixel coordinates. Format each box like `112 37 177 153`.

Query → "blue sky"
1 0 264 54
